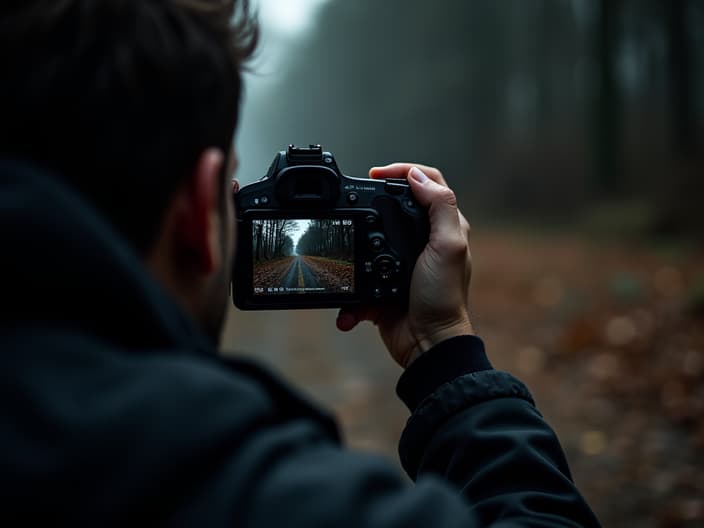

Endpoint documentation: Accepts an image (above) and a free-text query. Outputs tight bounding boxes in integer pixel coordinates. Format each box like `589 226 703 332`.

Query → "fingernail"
409 167 428 184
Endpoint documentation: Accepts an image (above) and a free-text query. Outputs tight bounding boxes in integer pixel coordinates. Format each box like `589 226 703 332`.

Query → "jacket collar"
0 159 215 356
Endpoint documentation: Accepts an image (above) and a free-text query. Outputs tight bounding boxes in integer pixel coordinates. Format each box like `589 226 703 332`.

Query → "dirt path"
224 229 704 526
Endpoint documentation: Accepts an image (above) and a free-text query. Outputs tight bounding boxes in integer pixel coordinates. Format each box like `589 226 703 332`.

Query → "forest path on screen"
254 255 354 293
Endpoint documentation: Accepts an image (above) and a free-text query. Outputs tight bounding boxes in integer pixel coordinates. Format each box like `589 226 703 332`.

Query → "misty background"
224 1 704 526
237 0 703 234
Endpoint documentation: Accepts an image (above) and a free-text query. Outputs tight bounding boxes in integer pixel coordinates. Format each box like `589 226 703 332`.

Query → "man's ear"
174 148 225 275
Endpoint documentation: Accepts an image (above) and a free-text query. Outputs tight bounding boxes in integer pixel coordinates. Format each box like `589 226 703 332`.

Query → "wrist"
397 335 491 412
406 318 474 368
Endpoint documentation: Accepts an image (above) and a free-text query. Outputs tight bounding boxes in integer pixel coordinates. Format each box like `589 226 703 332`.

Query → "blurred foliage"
242 0 704 235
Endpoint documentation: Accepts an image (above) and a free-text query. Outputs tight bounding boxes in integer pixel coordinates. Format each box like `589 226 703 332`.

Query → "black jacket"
0 161 600 526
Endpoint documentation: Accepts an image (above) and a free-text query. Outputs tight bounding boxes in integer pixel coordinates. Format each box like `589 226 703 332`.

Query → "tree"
252 219 297 262
591 0 623 197
665 0 696 156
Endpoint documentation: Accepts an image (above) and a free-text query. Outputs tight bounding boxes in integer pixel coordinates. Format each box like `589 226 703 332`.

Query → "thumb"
407 167 461 239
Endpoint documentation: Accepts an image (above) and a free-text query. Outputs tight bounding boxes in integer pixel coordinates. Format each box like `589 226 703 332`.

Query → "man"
0 0 600 526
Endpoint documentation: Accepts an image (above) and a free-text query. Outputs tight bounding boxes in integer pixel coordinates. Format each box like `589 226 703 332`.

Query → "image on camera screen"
252 218 355 296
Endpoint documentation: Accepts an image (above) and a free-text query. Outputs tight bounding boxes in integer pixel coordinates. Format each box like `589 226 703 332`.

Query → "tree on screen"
253 219 296 262
296 220 353 261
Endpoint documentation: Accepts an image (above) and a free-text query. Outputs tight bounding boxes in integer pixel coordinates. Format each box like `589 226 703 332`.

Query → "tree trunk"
666 0 696 156
591 0 623 197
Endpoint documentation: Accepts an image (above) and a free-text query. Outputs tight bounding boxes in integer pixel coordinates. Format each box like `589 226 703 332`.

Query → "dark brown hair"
0 0 259 252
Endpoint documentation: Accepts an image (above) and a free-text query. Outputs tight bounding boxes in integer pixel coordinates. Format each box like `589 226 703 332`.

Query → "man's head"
0 0 259 341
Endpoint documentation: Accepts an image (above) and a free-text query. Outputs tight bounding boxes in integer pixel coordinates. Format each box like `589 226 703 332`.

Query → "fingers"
370 163 467 243
232 179 240 194
336 309 359 332
369 163 448 187
407 167 462 248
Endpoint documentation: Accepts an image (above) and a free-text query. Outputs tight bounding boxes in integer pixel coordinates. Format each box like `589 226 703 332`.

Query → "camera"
232 145 429 310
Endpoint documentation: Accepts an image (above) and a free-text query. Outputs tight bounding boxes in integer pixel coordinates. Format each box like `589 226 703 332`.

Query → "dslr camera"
232 145 429 310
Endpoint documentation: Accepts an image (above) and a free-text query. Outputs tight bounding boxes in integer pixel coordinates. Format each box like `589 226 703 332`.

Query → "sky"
256 0 330 37
236 0 331 182
289 219 312 250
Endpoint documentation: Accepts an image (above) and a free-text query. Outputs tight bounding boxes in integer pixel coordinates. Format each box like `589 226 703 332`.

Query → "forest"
240 0 703 236
296 219 353 261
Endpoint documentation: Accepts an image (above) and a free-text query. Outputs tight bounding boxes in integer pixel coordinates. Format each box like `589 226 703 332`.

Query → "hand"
336 164 473 368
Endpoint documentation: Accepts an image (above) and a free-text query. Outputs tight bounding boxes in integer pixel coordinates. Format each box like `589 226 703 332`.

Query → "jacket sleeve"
396 336 601 527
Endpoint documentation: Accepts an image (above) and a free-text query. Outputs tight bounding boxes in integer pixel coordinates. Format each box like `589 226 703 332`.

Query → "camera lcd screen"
251 218 355 296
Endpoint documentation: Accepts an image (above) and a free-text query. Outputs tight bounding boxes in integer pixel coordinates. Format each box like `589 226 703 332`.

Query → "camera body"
232 145 429 310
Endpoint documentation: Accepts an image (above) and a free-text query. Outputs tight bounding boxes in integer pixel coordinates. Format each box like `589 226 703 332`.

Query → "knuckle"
425 165 444 183
436 235 467 259
462 220 471 240
438 187 457 207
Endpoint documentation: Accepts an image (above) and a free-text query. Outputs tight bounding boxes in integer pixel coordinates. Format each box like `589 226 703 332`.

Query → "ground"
253 255 354 293
222 228 704 527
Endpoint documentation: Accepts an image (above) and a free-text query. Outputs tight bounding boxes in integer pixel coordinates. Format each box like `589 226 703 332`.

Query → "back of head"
0 0 258 253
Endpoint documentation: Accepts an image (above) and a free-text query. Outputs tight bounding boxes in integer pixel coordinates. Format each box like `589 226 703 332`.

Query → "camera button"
260 195 270 205
384 182 405 195
373 287 384 299
369 235 385 252
391 287 400 297
373 255 395 278
365 214 378 225
347 192 359 204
